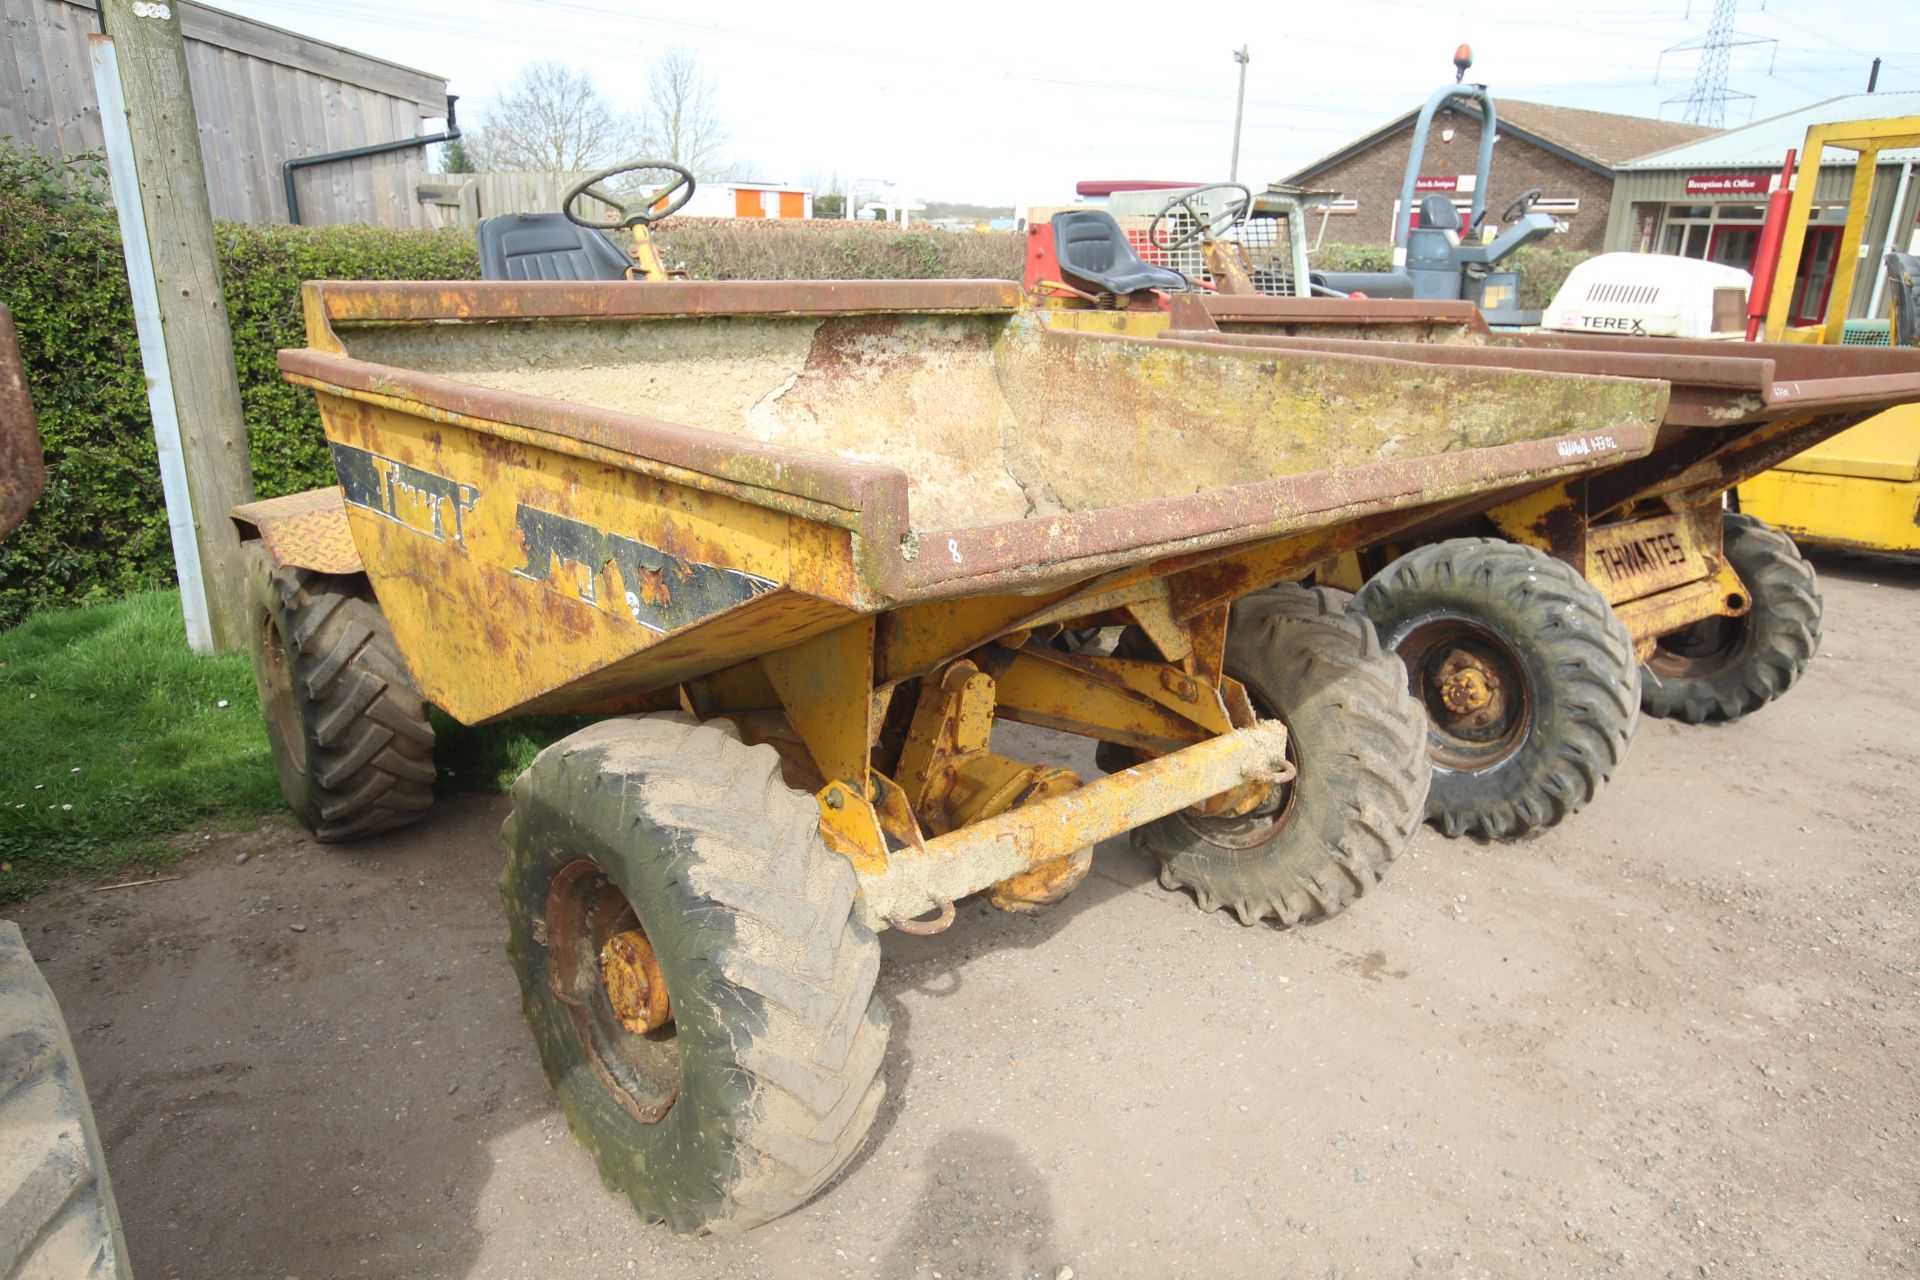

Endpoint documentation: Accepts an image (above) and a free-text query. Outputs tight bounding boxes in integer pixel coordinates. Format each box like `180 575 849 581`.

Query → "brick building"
1284 100 1717 253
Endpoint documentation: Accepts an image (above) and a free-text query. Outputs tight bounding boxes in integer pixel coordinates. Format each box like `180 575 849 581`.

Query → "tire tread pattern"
0 923 130 1280
246 544 435 842
1354 538 1639 840
1640 513 1822 724
501 716 887 1234
1136 585 1430 927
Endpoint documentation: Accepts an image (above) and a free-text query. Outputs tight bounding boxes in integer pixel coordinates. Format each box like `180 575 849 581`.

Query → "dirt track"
14 549 1920 1280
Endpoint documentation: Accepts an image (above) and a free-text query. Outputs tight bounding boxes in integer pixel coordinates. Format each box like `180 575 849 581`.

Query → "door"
734 188 760 218
779 191 805 219
1707 224 1761 272
1788 227 1841 325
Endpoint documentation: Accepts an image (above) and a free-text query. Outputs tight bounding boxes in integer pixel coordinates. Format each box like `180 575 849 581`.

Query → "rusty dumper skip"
238 273 1666 1232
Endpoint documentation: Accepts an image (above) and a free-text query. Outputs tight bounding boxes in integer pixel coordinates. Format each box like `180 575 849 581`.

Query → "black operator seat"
476 213 635 282
1051 210 1189 295
1419 193 1463 238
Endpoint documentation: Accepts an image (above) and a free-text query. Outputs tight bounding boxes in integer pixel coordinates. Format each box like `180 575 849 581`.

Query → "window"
1709 225 1761 270
1662 222 1709 257
1656 202 1845 267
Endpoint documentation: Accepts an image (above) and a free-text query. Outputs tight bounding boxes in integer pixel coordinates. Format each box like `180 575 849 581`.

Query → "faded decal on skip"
512 504 777 634
332 443 480 546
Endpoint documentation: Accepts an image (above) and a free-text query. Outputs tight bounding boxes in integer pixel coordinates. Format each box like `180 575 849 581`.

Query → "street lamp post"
1230 46 1250 182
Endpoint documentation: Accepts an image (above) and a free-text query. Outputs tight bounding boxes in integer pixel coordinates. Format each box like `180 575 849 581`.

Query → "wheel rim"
544 859 679 1124
1394 616 1531 773
258 613 307 777
1647 613 1751 680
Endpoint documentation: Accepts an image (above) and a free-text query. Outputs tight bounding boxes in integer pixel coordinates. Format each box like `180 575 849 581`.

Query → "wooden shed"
3 0 451 227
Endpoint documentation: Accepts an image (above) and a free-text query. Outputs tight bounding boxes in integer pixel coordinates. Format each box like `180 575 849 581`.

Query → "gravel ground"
12 549 1919 1280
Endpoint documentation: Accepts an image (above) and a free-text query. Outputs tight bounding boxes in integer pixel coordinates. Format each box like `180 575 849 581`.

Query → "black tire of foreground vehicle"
1640 513 1823 724
244 542 436 842
500 715 889 1234
0 921 132 1279
1134 585 1430 926
1353 538 1639 841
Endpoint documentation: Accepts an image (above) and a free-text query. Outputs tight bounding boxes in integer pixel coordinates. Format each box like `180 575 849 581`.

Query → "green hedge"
0 146 160 627
219 222 479 503
0 143 480 628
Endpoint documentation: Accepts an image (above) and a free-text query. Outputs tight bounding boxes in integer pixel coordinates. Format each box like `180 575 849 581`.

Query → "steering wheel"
1148 183 1254 252
564 160 696 230
1501 188 1543 224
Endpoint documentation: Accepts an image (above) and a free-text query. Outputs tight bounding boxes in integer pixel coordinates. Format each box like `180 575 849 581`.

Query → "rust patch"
0 305 46 541
229 487 363 575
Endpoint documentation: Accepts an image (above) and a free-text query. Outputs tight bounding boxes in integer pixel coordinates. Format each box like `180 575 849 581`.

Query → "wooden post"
96 0 254 652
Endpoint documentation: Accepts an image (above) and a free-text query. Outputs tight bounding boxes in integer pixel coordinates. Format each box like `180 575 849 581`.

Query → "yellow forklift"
1736 114 1920 556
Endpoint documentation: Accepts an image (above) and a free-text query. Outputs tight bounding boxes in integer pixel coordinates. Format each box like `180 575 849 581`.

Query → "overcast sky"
216 0 1918 205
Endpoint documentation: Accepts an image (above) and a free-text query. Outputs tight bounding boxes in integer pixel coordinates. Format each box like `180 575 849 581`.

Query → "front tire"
1353 539 1639 841
244 542 435 841
1134 585 1430 927
1641 513 1822 724
501 715 888 1234
0 923 131 1279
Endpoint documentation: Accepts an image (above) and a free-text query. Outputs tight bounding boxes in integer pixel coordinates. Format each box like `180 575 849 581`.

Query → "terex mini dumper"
239 168 1670 1233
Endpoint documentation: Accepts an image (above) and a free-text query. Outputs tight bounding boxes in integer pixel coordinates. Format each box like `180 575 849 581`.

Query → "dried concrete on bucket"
349 316 1041 530
342 312 1660 533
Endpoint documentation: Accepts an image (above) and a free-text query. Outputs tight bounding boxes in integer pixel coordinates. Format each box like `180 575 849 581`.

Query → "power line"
1659 0 1778 126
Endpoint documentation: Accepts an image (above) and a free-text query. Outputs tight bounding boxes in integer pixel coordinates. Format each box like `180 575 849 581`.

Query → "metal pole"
1868 161 1914 318
1868 57 1881 92
1230 46 1250 182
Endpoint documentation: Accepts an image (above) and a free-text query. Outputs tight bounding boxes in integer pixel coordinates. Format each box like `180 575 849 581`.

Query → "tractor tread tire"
1354 538 1639 841
502 715 888 1235
1640 513 1823 724
245 543 434 842
1135 585 1430 927
0 923 131 1280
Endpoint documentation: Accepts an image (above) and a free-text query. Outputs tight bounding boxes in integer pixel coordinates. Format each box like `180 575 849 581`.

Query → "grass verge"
0 591 279 898
0 590 585 902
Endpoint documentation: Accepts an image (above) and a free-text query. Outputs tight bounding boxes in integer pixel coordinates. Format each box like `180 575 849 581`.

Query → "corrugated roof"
1618 92 1920 170
1284 99 1719 185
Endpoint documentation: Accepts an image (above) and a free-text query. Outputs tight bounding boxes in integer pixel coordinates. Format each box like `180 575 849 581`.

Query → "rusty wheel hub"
1433 649 1504 727
600 929 672 1034
1396 618 1531 773
545 859 680 1124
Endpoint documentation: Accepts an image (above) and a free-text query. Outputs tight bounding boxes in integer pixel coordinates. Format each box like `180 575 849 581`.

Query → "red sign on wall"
1415 176 1462 192
1684 173 1767 196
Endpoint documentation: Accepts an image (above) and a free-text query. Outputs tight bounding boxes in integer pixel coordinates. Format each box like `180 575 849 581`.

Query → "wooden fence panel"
2 0 448 227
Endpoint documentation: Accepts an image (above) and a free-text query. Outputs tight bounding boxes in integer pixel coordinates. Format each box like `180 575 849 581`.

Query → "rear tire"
1134 585 1430 927
1641 513 1822 724
245 542 435 841
0 922 131 1280
501 714 888 1234
1353 539 1639 840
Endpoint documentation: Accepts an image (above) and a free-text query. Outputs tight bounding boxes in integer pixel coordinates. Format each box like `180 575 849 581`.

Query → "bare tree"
465 62 641 173
804 170 847 217
638 49 729 178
